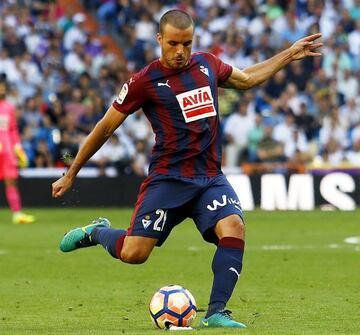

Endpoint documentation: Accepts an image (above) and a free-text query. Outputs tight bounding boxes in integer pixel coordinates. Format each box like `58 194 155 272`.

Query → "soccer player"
0 80 35 224
52 10 322 328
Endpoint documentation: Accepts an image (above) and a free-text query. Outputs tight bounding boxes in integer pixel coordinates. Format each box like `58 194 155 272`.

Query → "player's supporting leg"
5 179 35 224
200 214 246 328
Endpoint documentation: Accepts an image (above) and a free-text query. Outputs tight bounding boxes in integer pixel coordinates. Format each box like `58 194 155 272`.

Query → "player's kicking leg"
60 217 112 252
59 217 158 263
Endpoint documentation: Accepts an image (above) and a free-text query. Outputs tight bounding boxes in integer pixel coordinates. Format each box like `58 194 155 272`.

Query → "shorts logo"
207 195 241 211
116 83 128 104
142 215 152 229
176 86 216 123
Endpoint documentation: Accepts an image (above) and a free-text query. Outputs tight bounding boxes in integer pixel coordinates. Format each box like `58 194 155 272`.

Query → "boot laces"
219 310 233 320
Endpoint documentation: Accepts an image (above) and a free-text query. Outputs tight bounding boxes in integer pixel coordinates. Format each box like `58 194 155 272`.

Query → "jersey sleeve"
208 53 233 85
112 72 147 115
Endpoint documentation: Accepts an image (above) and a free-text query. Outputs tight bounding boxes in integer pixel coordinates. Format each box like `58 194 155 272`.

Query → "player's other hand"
52 175 73 198
14 144 29 168
289 33 323 61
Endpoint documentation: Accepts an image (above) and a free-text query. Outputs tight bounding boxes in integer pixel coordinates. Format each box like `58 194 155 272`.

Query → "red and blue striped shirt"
112 52 232 178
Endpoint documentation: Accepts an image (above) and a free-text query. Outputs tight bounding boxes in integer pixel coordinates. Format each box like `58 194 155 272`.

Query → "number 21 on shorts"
154 209 167 231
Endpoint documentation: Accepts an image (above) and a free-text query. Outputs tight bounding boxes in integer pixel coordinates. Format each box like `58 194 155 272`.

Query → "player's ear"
156 33 162 46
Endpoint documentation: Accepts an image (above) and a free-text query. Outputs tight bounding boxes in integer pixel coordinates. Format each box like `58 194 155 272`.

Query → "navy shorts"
127 174 244 246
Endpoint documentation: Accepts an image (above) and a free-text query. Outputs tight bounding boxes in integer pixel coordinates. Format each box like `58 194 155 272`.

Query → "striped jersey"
112 52 232 177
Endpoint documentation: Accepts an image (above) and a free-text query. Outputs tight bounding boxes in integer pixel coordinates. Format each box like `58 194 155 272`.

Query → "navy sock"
91 228 126 259
206 237 245 318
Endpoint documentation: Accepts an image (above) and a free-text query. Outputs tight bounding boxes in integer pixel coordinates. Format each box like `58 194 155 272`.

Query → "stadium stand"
0 0 359 176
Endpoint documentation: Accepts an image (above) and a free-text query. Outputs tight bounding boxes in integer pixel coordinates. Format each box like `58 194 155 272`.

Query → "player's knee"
235 216 245 233
229 216 245 235
215 214 245 239
120 247 150 264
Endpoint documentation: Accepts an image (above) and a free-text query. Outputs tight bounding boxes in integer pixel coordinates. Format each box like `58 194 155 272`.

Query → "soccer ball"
149 285 197 329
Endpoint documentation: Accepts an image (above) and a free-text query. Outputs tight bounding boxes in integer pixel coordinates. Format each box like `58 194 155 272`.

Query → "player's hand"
289 33 323 61
14 144 29 168
52 175 74 198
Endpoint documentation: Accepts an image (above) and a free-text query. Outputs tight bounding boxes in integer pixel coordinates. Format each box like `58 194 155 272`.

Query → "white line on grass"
253 243 360 252
344 236 360 245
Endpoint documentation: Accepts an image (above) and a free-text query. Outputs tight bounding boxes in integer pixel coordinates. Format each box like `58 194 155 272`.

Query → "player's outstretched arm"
223 33 323 90
52 106 127 198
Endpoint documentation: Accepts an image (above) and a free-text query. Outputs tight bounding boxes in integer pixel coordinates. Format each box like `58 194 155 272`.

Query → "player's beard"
169 56 187 69
0 93 5 100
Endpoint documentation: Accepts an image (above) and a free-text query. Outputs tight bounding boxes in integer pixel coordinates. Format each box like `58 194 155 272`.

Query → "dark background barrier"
1 173 359 209
0 176 145 207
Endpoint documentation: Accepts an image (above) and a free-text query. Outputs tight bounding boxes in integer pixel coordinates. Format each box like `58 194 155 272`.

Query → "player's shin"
91 228 126 259
206 237 245 318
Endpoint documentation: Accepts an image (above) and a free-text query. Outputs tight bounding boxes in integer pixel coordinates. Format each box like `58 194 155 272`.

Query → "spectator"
257 125 285 163
223 102 255 167
63 12 87 51
339 98 360 130
283 129 310 162
123 110 152 143
319 111 349 150
347 19 360 56
131 139 149 177
2 26 27 57
56 130 78 167
345 139 360 165
247 113 264 162
64 41 87 76
337 68 359 101
135 11 157 44
64 87 87 121
294 102 320 141
78 101 102 134
316 138 345 166
263 69 287 101
34 138 54 167
89 134 134 176
273 114 297 144
280 11 305 45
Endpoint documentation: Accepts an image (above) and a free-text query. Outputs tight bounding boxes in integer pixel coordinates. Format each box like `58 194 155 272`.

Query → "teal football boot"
199 310 247 329
60 217 111 252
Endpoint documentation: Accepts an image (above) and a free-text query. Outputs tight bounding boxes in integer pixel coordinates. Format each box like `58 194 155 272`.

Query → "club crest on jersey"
176 86 216 123
142 215 152 229
116 83 128 104
200 65 209 76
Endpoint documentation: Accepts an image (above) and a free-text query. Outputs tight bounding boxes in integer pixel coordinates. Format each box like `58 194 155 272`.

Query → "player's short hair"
159 10 194 35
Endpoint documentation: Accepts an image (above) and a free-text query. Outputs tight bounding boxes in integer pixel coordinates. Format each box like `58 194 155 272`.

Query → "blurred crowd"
0 0 360 176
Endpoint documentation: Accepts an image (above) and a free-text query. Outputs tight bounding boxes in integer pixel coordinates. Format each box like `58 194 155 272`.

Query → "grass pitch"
0 208 359 334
